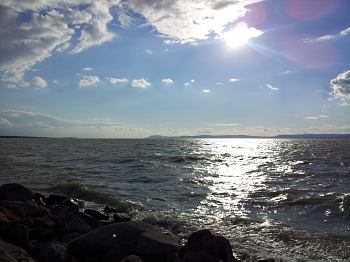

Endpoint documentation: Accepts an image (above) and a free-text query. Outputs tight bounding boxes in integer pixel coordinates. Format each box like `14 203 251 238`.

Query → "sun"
223 22 263 49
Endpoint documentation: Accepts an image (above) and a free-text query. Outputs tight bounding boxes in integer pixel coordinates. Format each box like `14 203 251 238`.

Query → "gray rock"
0 183 34 202
0 239 35 262
68 221 158 257
36 241 69 262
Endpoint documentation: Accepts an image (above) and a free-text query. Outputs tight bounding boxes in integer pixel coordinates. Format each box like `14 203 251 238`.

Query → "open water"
0 138 349 260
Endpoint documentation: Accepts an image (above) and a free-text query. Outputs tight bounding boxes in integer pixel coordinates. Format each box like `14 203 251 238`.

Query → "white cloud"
203 89 211 93
145 49 153 55
107 77 128 84
229 78 240 83
266 84 279 91
184 79 195 86
215 82 224 85
0 117 13 127
305 115 328 120
82 67 93 71
304 27 350 43
330 69 350 105
131 79 151 89
79 75 100 87
32 76 47 88
161 78 174 86
127 0 261 43
52 80 59 84
0 1 120 87
0 109 123 128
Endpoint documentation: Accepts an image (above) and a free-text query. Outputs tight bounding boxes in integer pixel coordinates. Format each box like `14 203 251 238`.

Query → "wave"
47 182 143 212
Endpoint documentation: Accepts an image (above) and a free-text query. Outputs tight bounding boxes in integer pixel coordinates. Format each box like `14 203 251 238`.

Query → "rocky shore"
0 183 238 262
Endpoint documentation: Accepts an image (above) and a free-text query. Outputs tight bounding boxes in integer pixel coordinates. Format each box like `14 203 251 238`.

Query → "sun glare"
223 22 263 48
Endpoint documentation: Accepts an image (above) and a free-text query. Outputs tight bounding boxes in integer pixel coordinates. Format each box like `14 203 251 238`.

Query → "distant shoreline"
1 134 350 139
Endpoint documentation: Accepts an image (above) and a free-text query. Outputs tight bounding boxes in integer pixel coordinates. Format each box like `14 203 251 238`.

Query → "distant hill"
146 134 350 139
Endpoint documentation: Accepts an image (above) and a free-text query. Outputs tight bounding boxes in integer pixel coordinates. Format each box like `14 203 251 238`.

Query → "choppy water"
0 138 350 260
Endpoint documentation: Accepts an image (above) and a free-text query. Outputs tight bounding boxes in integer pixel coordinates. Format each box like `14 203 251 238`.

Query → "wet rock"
68 221 159 257
54 206 91 234
84 209 109 221
121 255 143 262
78 212 102 229
113 213 131 223
103 248 126 262
0 183 34 202
33 192 47 205
36 241 69 262
0 238 35 262
179 229 237 262
104 206 118 213
45 195 67 206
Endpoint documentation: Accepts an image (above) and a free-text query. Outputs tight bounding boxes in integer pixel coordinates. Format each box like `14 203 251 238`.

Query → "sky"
0 0 349 138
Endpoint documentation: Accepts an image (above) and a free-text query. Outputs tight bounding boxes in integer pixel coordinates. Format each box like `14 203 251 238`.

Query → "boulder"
84 209 109 221
45 195 67 206
36 241 69 262
0 200 50 220
54 206 91 234
0 183 34 202
113 213 131 223
78 212 102 229
60 232 82 243
0 238 34 262
179 229 237 262
104 206 118 214
68 221 159 257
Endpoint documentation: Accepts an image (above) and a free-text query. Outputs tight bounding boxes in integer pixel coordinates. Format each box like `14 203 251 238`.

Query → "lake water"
0 138 349 260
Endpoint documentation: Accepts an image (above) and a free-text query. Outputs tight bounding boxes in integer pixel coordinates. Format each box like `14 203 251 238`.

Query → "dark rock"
0 183 34 202
68 221 158 257
54 206 91 234
113 213 131 223
0 238 35 262
179 229 237 262
104 206 118 213
45 195 68 206
136 231 180 257
78 212 102 229
62 198 80 209
84 209 109 221
181 250 220 262
60 232 82 243
33 192 47 206
103 248 126 262
2 222 29 247
36 241 69 262
121 255 143 262
0 200 50 220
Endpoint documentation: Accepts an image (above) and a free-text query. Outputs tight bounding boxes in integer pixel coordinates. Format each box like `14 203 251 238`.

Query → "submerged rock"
179 229 237 262
0 183 34 202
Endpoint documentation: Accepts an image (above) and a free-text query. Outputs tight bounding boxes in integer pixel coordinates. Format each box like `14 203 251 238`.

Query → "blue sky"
0 0 349 138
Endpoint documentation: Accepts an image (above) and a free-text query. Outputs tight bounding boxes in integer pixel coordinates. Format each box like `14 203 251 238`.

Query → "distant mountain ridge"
146 134 350 139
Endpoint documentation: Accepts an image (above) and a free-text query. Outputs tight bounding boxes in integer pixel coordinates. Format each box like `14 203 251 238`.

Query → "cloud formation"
0 0 262 87
79 75 100 87
330 69 350 104
107 77 128 84
131 79 151 88
266 84 279 91
229 78 240 83
82 67 93 71
161 78 174 86
0 0 120 87
32 76 47 88
304 27 350 43
305 115 328 120
0 117 13 127
184 79 195 86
